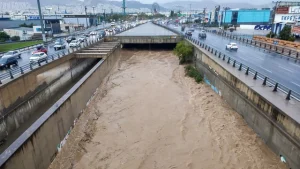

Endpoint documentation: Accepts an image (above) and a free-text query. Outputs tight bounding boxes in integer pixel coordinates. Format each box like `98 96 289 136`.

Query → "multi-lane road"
167 24 300 95
0 23 114 76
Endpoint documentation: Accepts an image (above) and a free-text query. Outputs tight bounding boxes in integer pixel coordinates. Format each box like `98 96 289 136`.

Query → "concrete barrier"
190 40 300 169
0 45 120 169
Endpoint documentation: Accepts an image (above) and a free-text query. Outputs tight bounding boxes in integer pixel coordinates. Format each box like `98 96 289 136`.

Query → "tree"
10 36 20 41
19 23 34 28
0 32 10 42
266 31 276 38
278 25 295 42
173 41 194 64
4 12 9 15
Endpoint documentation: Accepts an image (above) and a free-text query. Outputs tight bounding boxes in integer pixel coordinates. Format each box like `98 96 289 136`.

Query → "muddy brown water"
49 50 287 169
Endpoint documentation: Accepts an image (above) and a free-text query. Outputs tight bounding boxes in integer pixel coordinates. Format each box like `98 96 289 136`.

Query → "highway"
0 23 119 81
168 24 300 95
0 23 111 70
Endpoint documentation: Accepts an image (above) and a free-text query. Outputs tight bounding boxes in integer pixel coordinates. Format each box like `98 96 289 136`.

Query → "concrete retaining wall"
0 58 96 143
0 45 120 169
192 41 300 169
0 54 75 116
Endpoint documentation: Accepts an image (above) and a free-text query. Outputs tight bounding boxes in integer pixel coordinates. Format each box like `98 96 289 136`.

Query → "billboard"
289 6 300 14
276 7 289 14
274 14 300 23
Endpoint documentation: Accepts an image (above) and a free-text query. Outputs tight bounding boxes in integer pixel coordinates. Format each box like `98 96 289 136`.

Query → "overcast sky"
122 0 274 5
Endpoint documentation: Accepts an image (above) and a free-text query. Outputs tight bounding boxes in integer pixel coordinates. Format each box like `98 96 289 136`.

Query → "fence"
206 30 300 60
186 35 300 101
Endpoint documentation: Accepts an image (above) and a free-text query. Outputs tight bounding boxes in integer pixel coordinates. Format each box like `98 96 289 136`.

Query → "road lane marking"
289 62 300 69
259 66 272 73
279 66 294 73
292 82 300 87
252 55 264 61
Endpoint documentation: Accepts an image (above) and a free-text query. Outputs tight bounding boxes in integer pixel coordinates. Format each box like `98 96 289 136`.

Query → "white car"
30 52 47 63
69 40 81 48
89 31 97 35
226 42 238 51
2 51 21 59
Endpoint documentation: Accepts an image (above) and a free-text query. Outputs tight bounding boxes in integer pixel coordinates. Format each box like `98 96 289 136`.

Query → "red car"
32 46 48 55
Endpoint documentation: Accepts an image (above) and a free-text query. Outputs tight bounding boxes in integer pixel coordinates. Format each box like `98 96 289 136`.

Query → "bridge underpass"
0 21 296 169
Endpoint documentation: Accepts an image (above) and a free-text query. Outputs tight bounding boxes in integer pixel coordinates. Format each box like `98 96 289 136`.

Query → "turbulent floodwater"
49 50 286 169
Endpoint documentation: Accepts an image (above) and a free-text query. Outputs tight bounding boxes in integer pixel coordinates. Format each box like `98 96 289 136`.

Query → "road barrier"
185 35 300 101
206 30 300 61
0 23 142 85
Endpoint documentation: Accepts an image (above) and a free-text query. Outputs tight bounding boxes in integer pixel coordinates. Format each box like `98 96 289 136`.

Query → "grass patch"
185 65 203 83
0 40 43 53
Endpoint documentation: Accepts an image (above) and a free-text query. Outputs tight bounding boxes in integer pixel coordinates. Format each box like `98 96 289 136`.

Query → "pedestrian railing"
186 35 300 101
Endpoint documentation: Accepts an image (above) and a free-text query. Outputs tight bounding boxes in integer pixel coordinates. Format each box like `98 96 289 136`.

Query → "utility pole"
122 0 126 15
271 1 279 37
92 6 95 26
37 0 46 42
85 6 88 28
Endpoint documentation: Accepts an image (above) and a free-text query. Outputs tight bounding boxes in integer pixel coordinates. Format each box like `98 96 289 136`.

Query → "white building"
3 27 34 40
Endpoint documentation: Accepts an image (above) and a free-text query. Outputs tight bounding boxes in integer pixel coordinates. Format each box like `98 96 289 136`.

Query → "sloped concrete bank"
190 40 300 169
0 45 120 169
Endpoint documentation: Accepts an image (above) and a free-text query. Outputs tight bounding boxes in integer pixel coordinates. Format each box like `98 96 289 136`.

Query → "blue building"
222 8 271 25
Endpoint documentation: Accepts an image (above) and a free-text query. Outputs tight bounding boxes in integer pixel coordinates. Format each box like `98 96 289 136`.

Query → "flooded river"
49 50 286 169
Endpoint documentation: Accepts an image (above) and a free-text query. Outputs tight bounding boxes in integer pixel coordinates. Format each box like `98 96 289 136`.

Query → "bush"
10 36 20 41
278 25 295 42
185 65 202 83
0 32 10 42
266 31 276 38
173 41 194 64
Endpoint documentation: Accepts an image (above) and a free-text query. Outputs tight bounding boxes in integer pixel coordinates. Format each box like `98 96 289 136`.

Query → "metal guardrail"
156 23 300 101
206 30 300 60
186 35 300 101
0 24 140 85
0 38 101 85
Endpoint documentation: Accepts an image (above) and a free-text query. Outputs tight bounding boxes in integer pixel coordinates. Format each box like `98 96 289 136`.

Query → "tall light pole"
85 6 88 28
37 0 46 42
92 6 95 26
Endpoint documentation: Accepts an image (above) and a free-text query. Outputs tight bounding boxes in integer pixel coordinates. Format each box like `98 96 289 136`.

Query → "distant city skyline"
113 0 274 5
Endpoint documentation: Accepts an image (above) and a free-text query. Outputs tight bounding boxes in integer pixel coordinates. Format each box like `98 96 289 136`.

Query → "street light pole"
37 0 46 42
92 6 95 26
85 6 88 28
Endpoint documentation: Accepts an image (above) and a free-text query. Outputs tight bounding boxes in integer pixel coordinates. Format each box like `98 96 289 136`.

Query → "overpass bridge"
0 21 299 169
106 22 182 44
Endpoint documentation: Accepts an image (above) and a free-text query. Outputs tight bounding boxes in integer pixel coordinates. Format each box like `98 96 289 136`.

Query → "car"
185 31 192 36
111 22 116 27
198 32 207 39
0 56 18 69
98 30 106 38
2 51 21 59
83 33 90 37
189 28 195 32
54 39 66 51
226 42 238 51
78 37 87 43
32 45 48 55
89 31 97 35
66 36 76 43
30 52 48 63
69 40 81 48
